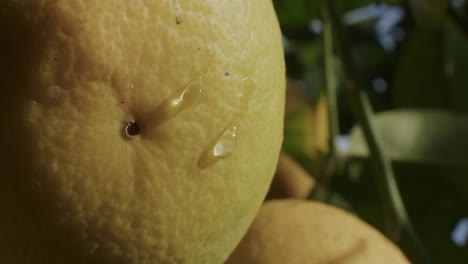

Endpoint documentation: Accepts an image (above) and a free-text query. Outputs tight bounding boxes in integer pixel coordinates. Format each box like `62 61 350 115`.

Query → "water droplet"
197 77 254 169
137 53 215 133
145 77 203 128
198 124 238 169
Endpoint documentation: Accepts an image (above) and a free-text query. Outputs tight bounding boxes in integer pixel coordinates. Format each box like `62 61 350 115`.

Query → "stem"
321 1 431 263
321 2 341 177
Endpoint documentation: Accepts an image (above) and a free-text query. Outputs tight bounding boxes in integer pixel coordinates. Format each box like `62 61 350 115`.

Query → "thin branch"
320 1 431 263
320 2 341 185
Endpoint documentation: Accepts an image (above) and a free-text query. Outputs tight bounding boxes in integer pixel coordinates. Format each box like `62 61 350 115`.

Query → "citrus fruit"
266 153 315 200
0 1 285 263
226 200 410 264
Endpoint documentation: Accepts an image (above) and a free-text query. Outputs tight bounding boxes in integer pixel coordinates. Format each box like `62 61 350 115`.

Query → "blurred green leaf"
298 41 323 66
392 29 450 109
392 19 468 113
409 0 448 30
352 43 393 75
347 109 468 168
272 0 318 28
338 0 401 12
445 20 468 113
339 0 372 12
335 159 468 263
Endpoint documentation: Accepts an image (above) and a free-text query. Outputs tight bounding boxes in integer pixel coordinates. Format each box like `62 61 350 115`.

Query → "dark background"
275 0 468 263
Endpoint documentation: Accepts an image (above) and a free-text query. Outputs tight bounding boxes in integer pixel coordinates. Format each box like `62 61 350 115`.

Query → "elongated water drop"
197 77 255 169
147 77 203 127
198 124 238 169
129 54 215 138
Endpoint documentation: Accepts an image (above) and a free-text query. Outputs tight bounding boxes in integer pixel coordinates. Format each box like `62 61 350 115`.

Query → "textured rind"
0 1 285 263
226 200 410 264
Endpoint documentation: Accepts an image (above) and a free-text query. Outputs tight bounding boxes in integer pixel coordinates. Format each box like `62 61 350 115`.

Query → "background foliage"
274 0 468 263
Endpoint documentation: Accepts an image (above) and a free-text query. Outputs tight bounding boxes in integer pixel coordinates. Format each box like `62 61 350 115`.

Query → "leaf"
445 20 468 113
336 159 468 263
393 19 468 113
392 28 450 109
409 0 448 30
272 0 318 28
347 109 468 168
338 0 401 13
298 41 323 68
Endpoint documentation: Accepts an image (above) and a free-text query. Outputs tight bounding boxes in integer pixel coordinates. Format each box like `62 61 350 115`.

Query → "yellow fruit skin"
0 1 285 263
226 200 410 264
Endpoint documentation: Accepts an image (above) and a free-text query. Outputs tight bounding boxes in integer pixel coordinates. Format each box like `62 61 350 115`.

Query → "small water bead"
214 126 238 157
198 125 238 169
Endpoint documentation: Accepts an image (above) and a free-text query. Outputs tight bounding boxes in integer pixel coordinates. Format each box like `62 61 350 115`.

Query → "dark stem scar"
124 121 141 139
